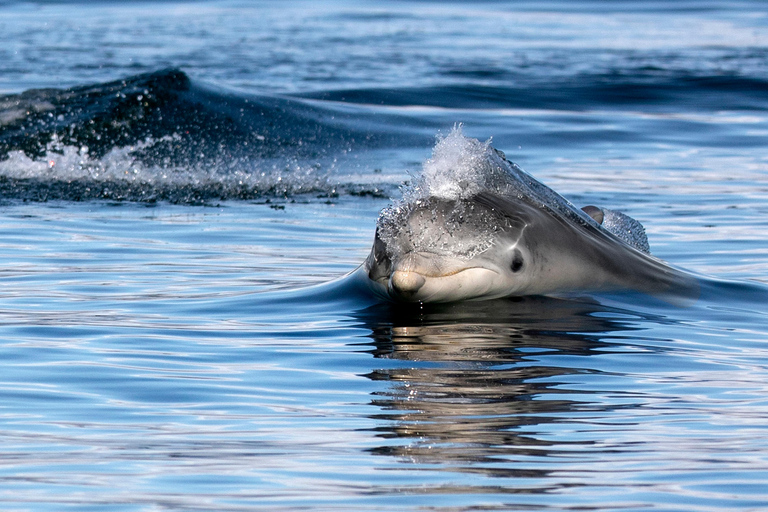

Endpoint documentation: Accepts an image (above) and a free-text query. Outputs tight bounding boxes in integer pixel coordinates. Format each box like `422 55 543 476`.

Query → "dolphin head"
365 194 536 303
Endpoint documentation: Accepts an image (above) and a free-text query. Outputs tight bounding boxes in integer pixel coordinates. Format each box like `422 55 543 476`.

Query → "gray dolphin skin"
358 129 699 304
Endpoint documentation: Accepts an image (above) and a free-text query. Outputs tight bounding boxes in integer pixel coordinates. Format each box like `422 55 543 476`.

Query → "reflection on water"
356 297 656 471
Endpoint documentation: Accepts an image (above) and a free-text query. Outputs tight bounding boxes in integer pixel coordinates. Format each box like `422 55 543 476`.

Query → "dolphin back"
475 191 700 305
490 148 701 302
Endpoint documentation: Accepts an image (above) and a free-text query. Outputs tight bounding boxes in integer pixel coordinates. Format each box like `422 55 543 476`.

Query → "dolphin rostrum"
359 128 698 304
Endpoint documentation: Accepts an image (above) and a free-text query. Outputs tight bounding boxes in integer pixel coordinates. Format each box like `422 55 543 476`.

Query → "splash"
0 135 333 204
375 127 618 261
377 127 514 259
418 127 494 200
402 126 513 203
398 126 572 211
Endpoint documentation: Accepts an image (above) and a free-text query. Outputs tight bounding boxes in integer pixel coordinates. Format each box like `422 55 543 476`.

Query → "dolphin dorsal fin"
581 205 604 224
582 205 651 254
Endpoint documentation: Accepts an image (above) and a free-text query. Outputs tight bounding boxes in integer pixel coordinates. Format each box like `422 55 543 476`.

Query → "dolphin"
359 129 699 304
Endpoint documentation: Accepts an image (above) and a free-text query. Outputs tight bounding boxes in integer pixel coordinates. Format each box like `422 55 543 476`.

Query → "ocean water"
1 1 768 511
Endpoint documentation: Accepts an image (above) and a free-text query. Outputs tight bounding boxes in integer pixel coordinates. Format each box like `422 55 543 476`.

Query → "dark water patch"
302 73 768 112
0 175 397 206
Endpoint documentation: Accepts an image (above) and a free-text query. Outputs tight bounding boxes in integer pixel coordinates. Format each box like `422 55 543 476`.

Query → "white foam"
417 126 495 200
0 135 332 201
377 127 511 259
401 125 521 206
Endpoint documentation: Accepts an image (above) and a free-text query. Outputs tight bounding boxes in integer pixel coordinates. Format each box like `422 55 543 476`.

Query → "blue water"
1 1 768 510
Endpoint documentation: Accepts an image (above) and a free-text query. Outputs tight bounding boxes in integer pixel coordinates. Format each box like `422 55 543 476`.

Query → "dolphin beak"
389 270 426 299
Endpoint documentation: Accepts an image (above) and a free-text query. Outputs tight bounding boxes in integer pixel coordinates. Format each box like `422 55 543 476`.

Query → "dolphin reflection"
354 296 663 469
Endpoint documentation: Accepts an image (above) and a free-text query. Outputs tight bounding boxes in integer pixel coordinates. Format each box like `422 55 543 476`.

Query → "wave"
301 73 768 111
0 68 409 162
0 69 425 204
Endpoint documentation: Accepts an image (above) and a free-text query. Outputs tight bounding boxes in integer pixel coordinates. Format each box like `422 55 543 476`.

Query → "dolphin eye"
510 249 524 273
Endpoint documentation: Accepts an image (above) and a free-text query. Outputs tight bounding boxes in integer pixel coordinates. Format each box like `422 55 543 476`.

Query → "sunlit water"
1 1 768 511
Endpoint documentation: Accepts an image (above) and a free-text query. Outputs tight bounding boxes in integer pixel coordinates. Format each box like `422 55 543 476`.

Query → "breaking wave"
0 69 419 204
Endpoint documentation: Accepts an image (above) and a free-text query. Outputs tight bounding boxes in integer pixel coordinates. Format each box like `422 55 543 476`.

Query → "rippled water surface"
1 1 768 511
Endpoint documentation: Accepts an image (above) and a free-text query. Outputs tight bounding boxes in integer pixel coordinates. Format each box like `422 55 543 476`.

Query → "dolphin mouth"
387 266 500 303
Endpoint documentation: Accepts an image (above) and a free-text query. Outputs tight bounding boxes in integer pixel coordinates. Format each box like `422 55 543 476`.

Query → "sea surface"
1 1 768 511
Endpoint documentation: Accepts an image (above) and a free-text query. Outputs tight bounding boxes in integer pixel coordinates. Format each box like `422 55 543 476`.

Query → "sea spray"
377 127 511 259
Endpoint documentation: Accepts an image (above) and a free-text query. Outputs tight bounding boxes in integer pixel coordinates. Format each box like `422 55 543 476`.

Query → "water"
1 1 768 510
